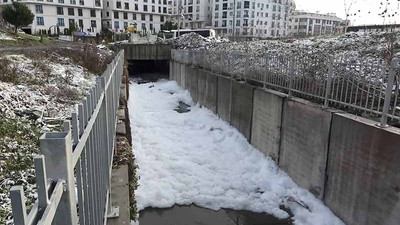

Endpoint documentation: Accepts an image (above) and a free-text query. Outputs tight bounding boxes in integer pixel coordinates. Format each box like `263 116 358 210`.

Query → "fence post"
10 186 28 225
288 56 295 97
324 56 334 108
34 155 49 212
39 121 78 225
380 59 397 127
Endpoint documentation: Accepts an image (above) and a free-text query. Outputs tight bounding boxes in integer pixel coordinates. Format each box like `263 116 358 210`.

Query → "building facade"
211 0 295 38
288 11 342 36
102 0 170 33
169 0 212 29
0 0 102 35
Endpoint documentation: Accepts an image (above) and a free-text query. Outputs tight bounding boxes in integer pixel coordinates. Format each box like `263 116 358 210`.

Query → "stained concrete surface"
139 205 293 225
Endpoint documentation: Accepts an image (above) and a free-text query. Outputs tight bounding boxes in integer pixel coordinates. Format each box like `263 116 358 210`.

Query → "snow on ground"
0 50 100 224
128 79 345 225
0 32 15 41
174 32 399 61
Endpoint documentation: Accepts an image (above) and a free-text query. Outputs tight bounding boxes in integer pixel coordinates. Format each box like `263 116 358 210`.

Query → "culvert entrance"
128 60 169 82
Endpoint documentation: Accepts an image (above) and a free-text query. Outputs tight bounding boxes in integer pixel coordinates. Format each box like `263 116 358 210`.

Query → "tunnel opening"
128 60 169 82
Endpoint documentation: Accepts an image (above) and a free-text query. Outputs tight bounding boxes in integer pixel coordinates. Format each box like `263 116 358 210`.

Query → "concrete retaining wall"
250 88 286 161
324 113 400 225
231 82 254 141
121 44 171 60
217 76 232 123
205 71 218 114
170 60 400 225
279 98 332 199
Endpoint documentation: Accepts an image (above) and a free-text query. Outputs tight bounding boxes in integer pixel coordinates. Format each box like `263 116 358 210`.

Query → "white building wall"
0 0 102 34
212 0 294 38
102 0 170 33
168 0 212 29
288 11 342 36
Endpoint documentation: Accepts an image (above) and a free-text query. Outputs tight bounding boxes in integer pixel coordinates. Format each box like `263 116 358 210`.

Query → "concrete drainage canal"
128 62 294 225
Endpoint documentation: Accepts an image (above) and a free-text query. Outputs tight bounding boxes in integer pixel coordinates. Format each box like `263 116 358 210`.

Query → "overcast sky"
295 0 400 26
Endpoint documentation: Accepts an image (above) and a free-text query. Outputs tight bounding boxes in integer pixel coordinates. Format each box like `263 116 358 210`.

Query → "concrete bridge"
119 44 171 61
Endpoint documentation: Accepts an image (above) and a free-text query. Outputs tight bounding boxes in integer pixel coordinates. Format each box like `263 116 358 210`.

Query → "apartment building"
288 11 342 36
0 0 102 35
212 0 295 38
102 0 170 33
169 0 212 29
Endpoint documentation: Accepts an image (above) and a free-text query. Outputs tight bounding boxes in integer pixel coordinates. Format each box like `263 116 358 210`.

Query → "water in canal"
139 204 293 225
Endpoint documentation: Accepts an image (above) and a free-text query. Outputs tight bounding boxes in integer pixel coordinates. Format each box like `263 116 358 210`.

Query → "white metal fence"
171 49 400 127
9 50 125 225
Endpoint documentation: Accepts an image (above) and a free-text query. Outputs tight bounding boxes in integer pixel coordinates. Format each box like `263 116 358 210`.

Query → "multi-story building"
212 0 295 38
102 0 170 33
0 0 102 35
169 0 212 29
288 11 342 36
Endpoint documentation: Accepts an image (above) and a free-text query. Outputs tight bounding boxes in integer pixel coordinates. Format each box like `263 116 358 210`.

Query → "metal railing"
9 50 125 225
171 49 400 127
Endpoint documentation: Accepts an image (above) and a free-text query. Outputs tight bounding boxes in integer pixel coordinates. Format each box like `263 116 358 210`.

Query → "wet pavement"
139 204 293 225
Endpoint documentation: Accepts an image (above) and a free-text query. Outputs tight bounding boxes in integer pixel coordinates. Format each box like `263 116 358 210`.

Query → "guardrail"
9 50 125 225
171 49 400 127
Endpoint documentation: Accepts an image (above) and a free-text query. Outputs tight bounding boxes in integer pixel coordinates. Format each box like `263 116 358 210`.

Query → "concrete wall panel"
217 76 232 123
190 67 199 103
231 81 255 141
198 69 207 106
204 71 218 113
185 65 193 95
324 113 400 225
251 88 286 161
280 98 332 199
180 64 186 89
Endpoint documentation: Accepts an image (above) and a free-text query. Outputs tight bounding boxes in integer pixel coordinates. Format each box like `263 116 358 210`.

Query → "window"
78 9 83 16
35 5 43 13
114 21 119 29
57 18 65 26
124 2 129 9
69 19 75 27
143 5 147 11
79 19 83 29
141 14 145 21
123 12 128 19
124 22 128 28
70 0 75 4
68 8 74 16
91 20 96 28
132 13 136 20
79 0 84 5
90 9 96 17
57 7 64 15
114 12 119 19
36 16 44 25
58 0 64 3
116 1 121 8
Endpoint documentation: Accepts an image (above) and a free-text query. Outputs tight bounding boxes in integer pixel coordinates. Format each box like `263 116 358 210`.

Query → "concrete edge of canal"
108 61 138 225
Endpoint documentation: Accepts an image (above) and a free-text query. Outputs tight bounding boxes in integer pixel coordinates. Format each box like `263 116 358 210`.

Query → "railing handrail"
171 49 400 127
9 50 125 225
